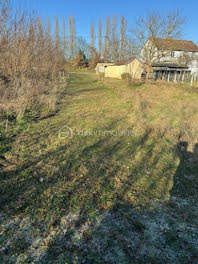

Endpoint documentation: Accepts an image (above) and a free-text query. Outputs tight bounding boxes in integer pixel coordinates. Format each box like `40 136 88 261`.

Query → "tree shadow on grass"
170 142 198 201
0 129 17 169
1 129 198 263
38 141 198 264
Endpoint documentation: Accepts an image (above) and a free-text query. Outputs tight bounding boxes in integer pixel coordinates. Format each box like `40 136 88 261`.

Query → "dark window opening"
171 51 175 58
141 72 147 80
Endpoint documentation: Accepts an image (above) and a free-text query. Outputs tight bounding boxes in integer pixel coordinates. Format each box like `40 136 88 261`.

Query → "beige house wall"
95 63 114 75
105 65 126 79
104 59 145 79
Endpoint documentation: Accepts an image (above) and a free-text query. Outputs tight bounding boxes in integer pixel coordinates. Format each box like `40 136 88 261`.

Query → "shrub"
99 72 105 77
121 73 131 80
89 47 102 69
73 50 88 68
0 0 66 120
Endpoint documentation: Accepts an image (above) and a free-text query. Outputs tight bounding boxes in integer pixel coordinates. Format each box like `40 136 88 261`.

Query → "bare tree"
46 16 51 40
131 10 185 74
104 16 110 62
89 46 101 68
112 14 118 62
55 15 60 48
119 15 127 60
98 19 102 58
90 21 95 58
68 15 76 60
90 22 95 48
177 52 198 66
62 16 67 59
0 0 65 119
37 16 43 38
75 37 88 54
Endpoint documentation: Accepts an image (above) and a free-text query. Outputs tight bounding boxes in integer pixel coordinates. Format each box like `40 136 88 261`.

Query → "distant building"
141 38 198 81
104 58 146 80
96 38 198 82
95 63 115 75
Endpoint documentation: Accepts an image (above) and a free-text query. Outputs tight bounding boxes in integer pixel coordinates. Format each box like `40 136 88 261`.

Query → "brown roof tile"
150 38 198 52
114 57 136 66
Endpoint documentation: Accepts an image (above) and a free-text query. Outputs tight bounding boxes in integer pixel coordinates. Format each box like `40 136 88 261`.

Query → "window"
171 51 175 58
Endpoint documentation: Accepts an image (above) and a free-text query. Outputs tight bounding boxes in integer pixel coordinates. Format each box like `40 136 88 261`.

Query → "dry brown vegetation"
0 1 198 262
103 77 198 149
0 0 66 120
1 74 198 263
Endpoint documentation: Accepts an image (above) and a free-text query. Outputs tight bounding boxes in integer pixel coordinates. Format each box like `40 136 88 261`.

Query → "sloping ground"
0 74 198 263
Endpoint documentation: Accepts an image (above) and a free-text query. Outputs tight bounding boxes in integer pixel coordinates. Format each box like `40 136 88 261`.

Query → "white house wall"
141 40 198 75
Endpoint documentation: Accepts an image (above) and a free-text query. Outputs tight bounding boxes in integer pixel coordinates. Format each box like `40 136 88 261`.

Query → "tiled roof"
150 38 198 52
114 57 136 66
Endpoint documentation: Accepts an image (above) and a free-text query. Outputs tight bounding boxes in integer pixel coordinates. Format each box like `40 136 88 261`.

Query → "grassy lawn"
1 74 198 263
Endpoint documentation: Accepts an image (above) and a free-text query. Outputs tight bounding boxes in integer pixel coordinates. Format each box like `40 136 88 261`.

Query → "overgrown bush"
89 46 102 69
99 72 105 77
72 50 88 68
0 0 66 120
121 73 131 80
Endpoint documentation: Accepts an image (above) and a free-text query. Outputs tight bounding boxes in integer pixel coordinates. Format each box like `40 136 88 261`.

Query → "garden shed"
104 58 145 80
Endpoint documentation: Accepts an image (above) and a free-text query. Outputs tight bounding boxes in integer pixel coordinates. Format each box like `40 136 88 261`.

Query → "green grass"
0 74 198 263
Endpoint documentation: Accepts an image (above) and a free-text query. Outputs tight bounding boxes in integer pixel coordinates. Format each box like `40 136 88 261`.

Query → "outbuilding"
104 58 145 80
95 63 115 75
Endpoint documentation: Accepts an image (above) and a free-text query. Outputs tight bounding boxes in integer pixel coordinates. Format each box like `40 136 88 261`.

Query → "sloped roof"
96 63 114 66
150 38 198 52
114 57 136 66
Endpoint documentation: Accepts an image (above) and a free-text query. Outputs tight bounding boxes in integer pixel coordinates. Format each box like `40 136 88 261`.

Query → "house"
141 38 198 81
104 58 146 80
95 63 115 75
